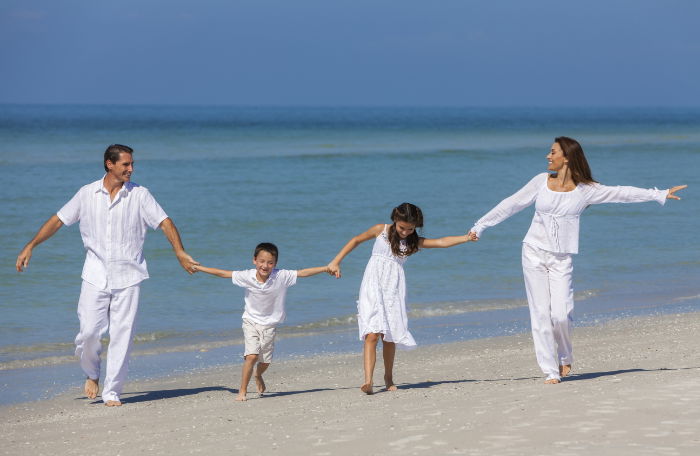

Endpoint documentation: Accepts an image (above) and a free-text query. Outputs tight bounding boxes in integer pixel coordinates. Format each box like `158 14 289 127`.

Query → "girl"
328 203 476 394
468 137 686 384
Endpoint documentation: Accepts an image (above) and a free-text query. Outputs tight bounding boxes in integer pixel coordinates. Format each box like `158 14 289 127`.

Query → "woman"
468 137 686 384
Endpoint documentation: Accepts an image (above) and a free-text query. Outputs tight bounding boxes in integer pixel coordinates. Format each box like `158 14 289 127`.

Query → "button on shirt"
57 177 168 290
231 269 298 326
470 173 668 254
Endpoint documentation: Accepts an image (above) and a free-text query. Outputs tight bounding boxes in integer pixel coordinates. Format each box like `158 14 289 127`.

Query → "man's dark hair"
104 144 134 172
254 242 279 262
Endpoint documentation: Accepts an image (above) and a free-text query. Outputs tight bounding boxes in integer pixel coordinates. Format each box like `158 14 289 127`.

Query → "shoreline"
3 289 697 407
2 311 700 455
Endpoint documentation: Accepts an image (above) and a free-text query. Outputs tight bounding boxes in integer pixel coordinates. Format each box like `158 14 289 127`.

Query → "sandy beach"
2 311 699 456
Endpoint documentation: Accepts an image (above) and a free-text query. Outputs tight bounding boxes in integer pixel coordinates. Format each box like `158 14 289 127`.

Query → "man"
16 144 198 406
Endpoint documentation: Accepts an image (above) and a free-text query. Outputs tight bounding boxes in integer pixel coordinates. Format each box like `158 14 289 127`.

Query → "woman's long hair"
388 203 423 257
554 136 597 185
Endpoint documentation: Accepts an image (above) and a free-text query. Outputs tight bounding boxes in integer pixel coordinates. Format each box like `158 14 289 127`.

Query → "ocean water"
1 105 699 404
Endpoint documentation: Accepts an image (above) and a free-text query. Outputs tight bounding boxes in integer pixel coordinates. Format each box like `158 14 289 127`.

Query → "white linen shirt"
57 177 168 290
470 173 668 254
231 269 298 326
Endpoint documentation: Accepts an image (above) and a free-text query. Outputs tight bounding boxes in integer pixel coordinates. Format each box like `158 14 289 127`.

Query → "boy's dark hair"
104 144 134 172
254 242 279 261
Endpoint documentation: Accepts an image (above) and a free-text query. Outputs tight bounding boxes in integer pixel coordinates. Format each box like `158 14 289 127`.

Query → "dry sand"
2 312 700 455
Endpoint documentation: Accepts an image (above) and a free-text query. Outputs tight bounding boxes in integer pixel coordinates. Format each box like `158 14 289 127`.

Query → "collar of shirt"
94 175 133 202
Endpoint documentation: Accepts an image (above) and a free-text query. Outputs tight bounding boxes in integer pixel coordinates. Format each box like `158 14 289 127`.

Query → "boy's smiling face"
253 250 277 282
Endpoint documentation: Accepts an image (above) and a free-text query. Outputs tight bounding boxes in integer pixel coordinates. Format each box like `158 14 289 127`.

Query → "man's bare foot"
559 364 572 377
360 383 373 395
84 378 99 399
544 378 561 384
384 376 398 391
254 375 266 394
104 400 122 407
235 393 247 401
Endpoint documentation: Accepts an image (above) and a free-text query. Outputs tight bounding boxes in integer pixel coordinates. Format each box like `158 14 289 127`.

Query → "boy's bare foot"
544 378 561 384
360 383 373 395
84 378 99 399
235 393 247 401
104 400 122 407
384 376 398 391
559 364 572 377
254 375 266 394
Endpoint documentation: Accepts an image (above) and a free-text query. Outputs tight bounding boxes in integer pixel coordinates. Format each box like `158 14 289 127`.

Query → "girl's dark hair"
554 136 597 185
388 202 423 257
254 242 278 261
104 144 134 172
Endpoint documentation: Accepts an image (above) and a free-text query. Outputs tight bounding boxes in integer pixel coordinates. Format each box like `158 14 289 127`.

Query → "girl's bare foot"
360 383 373 395
384 376 398 391
559 364 572 377
84 378 99 399
544 378 561 384
235 393 247 401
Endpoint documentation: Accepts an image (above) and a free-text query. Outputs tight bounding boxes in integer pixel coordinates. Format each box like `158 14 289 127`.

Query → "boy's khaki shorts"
242 319 276 363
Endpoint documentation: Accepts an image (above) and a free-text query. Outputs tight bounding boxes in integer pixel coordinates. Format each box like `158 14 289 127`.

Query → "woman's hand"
667 185 688 200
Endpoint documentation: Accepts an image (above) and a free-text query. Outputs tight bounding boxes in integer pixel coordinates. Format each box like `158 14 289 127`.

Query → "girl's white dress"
356 225 417 348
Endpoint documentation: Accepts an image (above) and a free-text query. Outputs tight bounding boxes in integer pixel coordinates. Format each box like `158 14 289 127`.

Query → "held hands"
467 231 479 242
327 262 341 278
176 250 200 275
667 185 687 200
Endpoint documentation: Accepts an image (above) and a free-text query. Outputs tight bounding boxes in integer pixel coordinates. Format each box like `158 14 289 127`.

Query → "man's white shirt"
57 177 168 290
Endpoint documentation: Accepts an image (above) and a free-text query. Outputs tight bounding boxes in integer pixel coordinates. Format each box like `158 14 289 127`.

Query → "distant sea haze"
1 105 698 404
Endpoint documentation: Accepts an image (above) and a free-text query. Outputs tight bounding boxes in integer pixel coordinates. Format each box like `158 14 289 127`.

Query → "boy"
194 242 330 401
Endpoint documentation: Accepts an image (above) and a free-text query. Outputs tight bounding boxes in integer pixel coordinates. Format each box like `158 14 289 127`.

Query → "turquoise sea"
1 105 698 404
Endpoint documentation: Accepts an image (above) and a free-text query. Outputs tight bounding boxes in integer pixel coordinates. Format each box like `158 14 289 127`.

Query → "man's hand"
16 215 64 272
176 250 200 275
16 245 33 272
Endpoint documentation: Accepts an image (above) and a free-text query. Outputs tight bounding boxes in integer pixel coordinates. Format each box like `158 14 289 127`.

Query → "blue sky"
1 1 698 106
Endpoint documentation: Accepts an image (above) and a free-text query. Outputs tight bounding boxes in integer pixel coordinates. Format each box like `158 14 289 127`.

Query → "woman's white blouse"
469 173 668 254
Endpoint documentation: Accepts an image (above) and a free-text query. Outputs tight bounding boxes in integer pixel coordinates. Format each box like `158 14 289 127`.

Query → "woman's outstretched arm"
469 174 544 238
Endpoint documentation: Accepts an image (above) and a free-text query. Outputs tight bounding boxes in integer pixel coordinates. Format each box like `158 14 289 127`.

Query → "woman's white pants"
522 243 574 381
74 280 140 402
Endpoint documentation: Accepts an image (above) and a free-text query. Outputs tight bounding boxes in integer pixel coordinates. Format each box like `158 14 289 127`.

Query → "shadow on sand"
564 366 698 382
83 384 356 404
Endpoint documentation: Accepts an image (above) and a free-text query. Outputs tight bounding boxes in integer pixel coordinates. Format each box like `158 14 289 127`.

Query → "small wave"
289 315 357 331
0 338 246 371
0 341 74 356
133 331 188 343
673 294 700 303
0 355 78 370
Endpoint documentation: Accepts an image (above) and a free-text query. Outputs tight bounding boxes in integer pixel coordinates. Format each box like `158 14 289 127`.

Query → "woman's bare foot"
104 400 122 407
360 383 373 395
235 393 247 401
84 378 99 399
559 364 572 377
384 376 398 391
544 378 561 384
255 374 266 394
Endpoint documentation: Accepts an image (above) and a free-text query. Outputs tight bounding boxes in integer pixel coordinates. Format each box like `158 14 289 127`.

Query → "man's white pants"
75 280 140 402
521 243 574 381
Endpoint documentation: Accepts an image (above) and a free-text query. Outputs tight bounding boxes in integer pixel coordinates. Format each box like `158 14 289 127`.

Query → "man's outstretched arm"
16 215 64 272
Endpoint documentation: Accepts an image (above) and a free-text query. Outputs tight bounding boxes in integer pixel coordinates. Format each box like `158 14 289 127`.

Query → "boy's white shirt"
231 269 297 326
